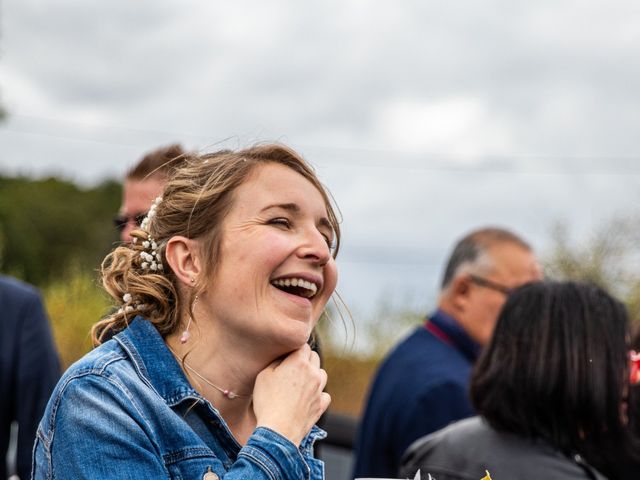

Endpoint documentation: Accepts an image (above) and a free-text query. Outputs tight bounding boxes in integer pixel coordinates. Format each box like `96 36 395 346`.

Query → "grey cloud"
3 0 640 317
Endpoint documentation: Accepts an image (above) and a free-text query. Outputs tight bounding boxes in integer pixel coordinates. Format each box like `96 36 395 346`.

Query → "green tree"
544 215 640 323
0 175 121 286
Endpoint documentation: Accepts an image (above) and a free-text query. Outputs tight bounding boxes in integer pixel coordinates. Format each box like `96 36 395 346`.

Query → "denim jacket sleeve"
240 427 321 480
33 368 322 480
33 371 171 479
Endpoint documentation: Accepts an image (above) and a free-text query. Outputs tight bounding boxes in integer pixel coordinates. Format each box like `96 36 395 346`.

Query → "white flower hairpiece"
117 291 148 316
139 196 163 231
134 196 164 271
140 243 163 271
118 195 164 318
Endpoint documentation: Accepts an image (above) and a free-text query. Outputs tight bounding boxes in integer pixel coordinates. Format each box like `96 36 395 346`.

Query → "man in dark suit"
353 227 542 478
0 275 60 480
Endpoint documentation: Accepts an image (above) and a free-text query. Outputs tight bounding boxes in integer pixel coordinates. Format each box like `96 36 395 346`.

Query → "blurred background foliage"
544 216 640 323
1 173 639 416
0 175 121 284
44 266 113 368
0 173 120 368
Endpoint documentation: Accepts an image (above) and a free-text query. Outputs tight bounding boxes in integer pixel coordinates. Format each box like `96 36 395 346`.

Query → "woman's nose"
298 228 332 266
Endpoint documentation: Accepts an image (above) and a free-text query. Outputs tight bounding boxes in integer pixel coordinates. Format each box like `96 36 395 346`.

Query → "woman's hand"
253 344 331 446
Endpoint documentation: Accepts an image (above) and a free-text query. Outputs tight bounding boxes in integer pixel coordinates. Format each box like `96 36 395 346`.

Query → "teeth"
271 277 319 298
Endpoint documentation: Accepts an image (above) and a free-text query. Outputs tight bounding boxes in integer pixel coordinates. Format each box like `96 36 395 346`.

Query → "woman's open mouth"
271 276 319 299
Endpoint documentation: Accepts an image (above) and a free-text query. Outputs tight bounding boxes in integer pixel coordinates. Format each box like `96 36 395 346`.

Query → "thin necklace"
167 345 252 400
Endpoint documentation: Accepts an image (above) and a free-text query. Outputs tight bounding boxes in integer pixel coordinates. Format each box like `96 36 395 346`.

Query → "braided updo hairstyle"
93 144 341 345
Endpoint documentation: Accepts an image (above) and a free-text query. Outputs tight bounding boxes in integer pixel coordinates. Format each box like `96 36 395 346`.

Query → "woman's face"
199 162 338 354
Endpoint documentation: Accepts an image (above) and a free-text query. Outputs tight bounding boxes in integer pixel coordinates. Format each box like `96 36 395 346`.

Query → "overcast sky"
2 1 640 338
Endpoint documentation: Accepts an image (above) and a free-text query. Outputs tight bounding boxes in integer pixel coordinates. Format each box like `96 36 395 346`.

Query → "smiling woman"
32 144 341 480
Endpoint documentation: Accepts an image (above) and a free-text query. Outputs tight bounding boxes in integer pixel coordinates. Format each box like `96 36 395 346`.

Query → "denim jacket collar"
115 316 202 407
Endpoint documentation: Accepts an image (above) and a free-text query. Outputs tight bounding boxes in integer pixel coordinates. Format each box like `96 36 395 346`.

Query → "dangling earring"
180 317 192 344
180 295 197 344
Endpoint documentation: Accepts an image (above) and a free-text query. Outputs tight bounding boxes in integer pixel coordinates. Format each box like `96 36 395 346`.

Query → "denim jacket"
33 317 326 479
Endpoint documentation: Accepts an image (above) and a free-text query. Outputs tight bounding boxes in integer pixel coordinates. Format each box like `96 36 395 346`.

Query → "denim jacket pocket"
164 448 222 480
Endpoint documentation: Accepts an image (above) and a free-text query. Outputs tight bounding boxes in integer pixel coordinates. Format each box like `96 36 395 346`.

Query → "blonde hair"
93 144 341 345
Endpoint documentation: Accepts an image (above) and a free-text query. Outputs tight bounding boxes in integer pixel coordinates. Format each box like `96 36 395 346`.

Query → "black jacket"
400 416 606 480
0 276 60 480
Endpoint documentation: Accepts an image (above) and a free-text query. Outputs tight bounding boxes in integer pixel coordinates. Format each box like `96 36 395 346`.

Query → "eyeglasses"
469 274 513 295
113 212 147 231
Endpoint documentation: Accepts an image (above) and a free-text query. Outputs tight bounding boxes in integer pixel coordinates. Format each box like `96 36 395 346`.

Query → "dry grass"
324 352 380 417
44 268 111 369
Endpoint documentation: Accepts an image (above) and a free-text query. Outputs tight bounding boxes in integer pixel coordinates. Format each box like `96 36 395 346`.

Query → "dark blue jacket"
353 310 479 478
0 276 60 480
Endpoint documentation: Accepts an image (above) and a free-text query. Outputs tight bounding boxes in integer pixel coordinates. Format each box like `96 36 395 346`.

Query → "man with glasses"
353 227 542 478
115 144 187 243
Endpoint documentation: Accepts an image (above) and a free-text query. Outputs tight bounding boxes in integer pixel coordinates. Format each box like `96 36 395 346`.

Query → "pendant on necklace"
222 389 238 399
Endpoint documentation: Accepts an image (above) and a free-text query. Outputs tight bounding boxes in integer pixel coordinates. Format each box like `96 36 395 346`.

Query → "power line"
4 114 640 176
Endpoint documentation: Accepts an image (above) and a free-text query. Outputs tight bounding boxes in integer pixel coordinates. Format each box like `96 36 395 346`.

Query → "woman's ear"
165 236 201 287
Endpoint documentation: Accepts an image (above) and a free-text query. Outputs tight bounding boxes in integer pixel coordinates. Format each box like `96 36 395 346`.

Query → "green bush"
0 175 120 286
44 267 113 369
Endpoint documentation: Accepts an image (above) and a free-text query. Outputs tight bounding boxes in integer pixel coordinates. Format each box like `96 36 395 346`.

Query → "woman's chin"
270 328 316 355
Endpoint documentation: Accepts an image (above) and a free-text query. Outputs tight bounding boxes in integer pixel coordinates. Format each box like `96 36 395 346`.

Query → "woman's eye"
268 217 291 228
323 233 336 252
